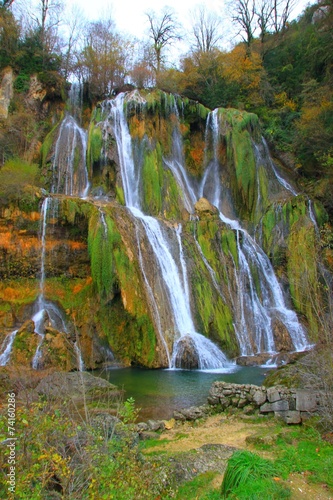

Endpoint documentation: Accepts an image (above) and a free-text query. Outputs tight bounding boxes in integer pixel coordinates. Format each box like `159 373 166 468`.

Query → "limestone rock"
272 318 294 351
275 410 301 424
173 335 199 369
0 69 13 119
35 371 121 404
295 390 318 412
194 198 218 219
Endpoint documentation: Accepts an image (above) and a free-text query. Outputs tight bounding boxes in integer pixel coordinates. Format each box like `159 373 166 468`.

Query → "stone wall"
208 382 322 424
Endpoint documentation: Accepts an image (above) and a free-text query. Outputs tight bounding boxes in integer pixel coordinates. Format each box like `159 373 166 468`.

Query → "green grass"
172 471 221 500
221 450 279 498
139 438 171 451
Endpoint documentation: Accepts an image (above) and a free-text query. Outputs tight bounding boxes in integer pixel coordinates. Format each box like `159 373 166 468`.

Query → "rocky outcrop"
208 381 323 424
0 68 13 119
194 198 218 219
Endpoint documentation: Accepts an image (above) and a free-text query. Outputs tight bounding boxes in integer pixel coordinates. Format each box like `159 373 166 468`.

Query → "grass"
171 471 221 500
221 450 279 498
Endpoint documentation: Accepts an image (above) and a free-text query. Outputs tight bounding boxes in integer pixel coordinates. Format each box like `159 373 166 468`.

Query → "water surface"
95 366 270 420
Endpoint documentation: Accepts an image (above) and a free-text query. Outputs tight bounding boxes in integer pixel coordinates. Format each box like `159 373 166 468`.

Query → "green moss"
40 119 62 168
88 126 103 166
142 144 163 215
221 229 238 266
115 185 125 205
0 160 41 211
287 218 320 340
161 170 183 219
88 210 120 299
60 197 94 225
192 272 236 356
218 108 261 222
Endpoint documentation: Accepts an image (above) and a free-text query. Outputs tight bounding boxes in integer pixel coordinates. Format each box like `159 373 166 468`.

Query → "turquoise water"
94 365 270 420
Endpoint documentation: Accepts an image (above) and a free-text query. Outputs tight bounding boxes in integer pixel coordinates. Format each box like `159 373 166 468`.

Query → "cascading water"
106 93 231 370
31 197 70 369
0 330 18 366
200 110 310 354
51 115 90 197
156 102 310 355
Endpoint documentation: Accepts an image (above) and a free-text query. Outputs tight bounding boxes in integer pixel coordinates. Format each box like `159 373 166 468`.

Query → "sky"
77 0 315 41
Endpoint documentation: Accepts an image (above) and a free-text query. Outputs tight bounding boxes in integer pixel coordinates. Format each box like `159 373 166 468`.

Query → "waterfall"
51 116 89 198
74 341 85 371
199 111 310 354
260 137 298 196
0 330 18 366
32 198 69 369
107 93 231 370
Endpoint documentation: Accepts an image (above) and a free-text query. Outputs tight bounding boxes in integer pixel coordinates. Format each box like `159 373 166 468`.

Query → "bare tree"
146 7 181 74
190 6 223 53
62 4 85 80
229 0 256 47
271 0 297 33
255 0 274 43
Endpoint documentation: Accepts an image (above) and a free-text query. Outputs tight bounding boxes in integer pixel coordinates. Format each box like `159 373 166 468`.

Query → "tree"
190 6 223 53
270 0 297 33
229 0 256 48
62 4 85 80
0 5 20 68
79 18 132 100
146 8 181 75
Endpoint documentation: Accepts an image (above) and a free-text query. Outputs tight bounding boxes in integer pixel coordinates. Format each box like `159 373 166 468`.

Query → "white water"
51 115 90 198
260 137 298 196
74 341 85 371
201 111 310 354
162 107 310 354
32 198 69 369
0 330 18 366
107 93 230 370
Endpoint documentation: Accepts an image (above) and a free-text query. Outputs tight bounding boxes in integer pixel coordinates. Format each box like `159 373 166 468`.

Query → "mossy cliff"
0 90 331 370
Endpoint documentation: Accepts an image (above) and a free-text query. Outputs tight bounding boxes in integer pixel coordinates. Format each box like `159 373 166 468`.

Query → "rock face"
0 68 13 119
208 381 323 424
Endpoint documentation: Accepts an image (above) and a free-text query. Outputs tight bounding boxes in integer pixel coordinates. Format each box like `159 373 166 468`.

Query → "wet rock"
136 422 149 432
272 318 295 352
173 405 208 421
173 335 199 369
236 353 272 366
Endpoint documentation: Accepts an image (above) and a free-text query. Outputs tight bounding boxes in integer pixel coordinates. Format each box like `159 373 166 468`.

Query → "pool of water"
94 365 271 420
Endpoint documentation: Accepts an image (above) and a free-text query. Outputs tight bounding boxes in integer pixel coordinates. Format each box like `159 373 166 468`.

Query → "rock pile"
208 382 321 424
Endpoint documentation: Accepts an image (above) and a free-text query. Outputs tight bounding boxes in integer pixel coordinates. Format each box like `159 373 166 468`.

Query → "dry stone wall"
208 382 321 424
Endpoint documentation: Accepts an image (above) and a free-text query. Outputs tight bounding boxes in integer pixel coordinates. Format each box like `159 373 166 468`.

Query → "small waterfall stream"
32 197 69 369
0 330 18 366
51 116 90 197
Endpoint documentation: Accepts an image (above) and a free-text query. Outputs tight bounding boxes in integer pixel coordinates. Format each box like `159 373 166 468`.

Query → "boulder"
173 335 199 369
194 198 218 219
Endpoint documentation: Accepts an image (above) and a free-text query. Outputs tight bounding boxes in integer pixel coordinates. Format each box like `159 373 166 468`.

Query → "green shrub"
221 451 279 498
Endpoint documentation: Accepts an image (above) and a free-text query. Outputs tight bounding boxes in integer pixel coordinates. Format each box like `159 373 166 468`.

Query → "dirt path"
151 414 333 499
